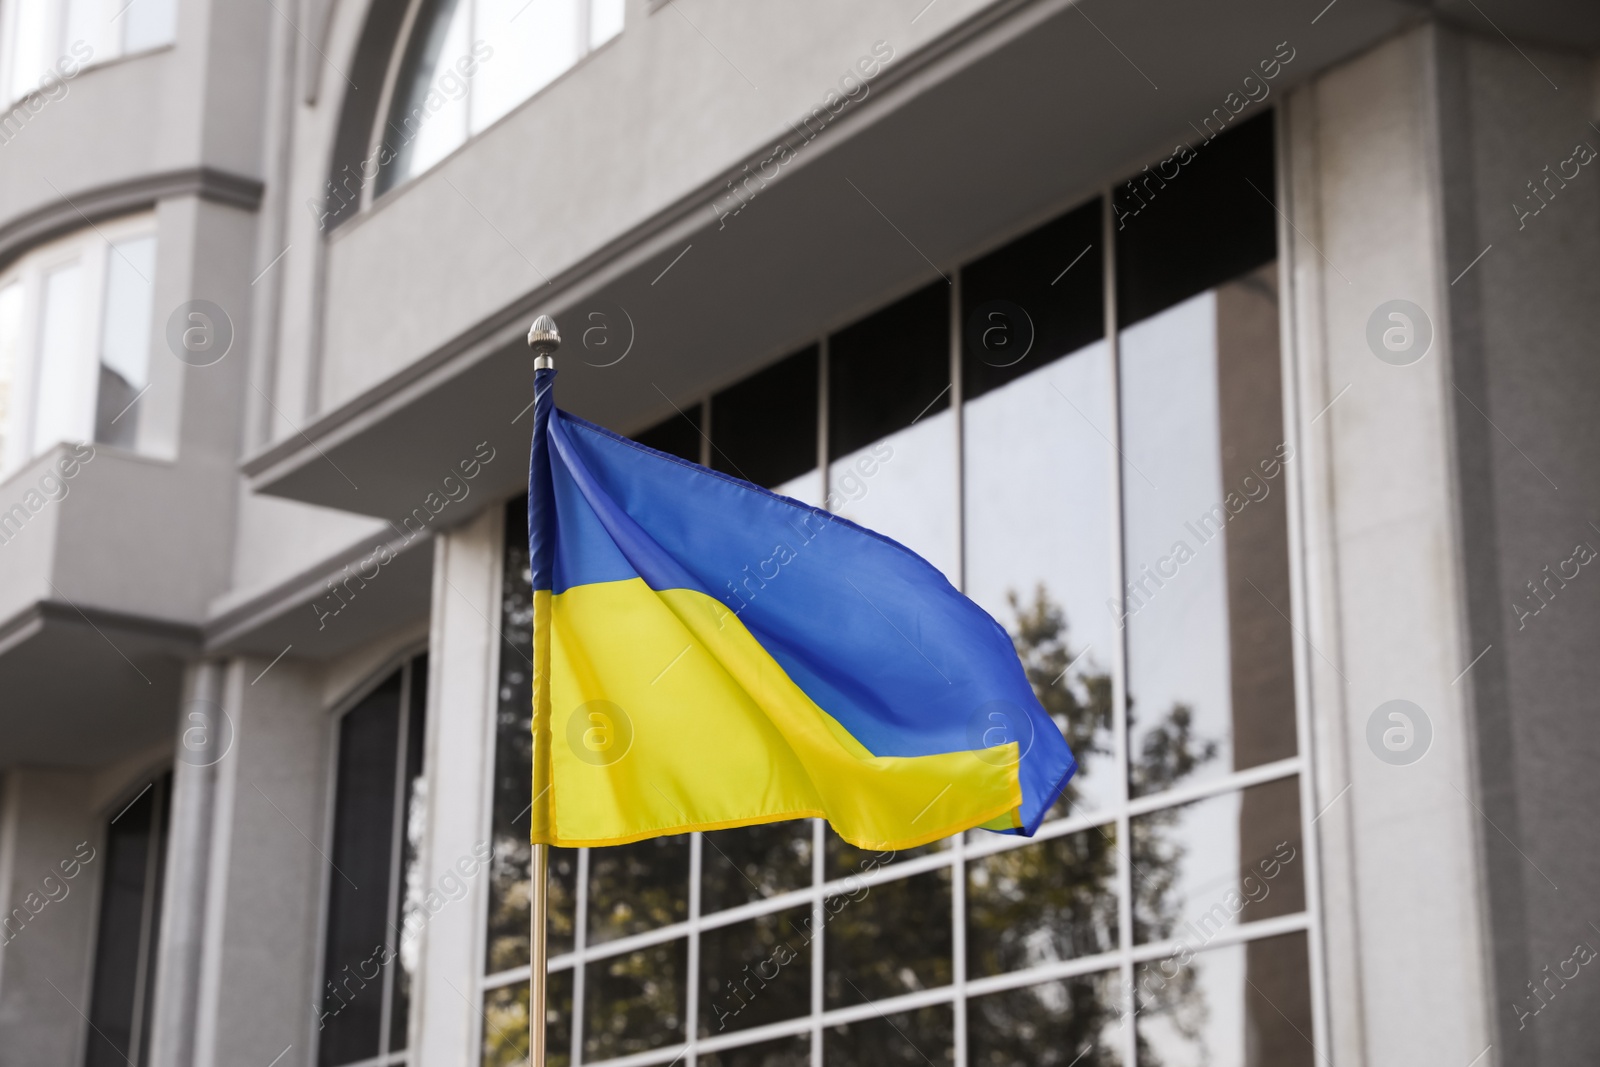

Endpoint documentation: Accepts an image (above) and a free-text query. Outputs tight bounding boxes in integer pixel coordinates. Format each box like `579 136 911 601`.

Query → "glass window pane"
473 0 581 132
587 835 689 944
378 0 472 193
589 0 624 48
584 939 687 1059
389 659 429 1052
710 344 817 490
828 282 956 578
964 341 1116 816
701 821 812 915
0 281 22 471
1134 932 1313 1067
828 281 949 458
633 402 703 463
7 0 57 102
960 198 1102 403
968 972 1125 1067
1114 113 1276 329
966 824 1119 977
824 1004 954 1067
1119 266 1295 799
829 412 958 581
95 234 155 448
825 827 939 882
825 867 951 1007
481 967 573 1067
699 906 812 1036
317 674 402 1067
1131 776 1304 946
486 504 579 974
85 775 169 1067
700 1034 809 1067
32 260 87 456
122 0 177 52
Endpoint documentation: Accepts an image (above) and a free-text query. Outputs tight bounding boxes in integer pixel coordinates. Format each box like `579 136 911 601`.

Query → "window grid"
478 153 1326 1067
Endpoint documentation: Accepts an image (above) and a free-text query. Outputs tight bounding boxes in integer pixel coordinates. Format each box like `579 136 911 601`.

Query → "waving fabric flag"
526 369 1075 850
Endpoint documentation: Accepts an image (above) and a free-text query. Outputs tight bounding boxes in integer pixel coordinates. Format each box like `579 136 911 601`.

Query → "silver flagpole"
527 315 560 1066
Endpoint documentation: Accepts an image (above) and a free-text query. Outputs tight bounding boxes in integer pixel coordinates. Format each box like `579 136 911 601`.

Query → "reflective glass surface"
1134 933 1313 1067
702 822 813 914
479 113 1309 1067
699 906 813 1036
967 825 1119 975
584 940 687 1059
968 972 1125 1067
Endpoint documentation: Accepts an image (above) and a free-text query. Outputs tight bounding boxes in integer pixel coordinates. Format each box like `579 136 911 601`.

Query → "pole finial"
528 314 560 370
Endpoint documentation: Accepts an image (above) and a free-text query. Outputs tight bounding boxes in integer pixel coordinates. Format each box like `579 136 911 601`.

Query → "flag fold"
528 369 1075 850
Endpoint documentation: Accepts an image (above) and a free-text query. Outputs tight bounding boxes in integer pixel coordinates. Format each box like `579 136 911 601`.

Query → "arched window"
373 0 623 197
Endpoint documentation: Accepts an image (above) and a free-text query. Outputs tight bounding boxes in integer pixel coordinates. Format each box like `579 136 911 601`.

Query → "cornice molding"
0 166 265 273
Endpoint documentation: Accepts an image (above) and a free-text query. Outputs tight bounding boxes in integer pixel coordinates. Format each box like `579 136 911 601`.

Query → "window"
85 771 171 1067
373 0 624 196
0 215 158 478
0 0 175 102
483 110 1315 1066
317 655 429 1067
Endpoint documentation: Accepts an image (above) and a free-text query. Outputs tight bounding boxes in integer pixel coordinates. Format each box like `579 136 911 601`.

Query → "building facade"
0 1 1598 1065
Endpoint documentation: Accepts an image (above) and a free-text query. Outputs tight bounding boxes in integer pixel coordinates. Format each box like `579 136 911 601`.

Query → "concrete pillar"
0 768 102 1067
412 506 503 1065
1283 24 1494 1067
147 660 225 1067
185 655 329 1067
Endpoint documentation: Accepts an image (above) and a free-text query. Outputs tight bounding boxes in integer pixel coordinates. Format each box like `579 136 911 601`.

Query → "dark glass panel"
710 345 818 488
633 403 704 463
824 1004 954 1067
1113 111 1276 328
825 867 951 1007
699 906 813 1036
1134 932 1313 1067
584 940 687 1059
85 775 168 1067
702 821 812 915
587 835 689 943
481 967 573 1067
700 1034 810 1067
824 828 940 882
1132 776 1304 946
827 281 949 460
318 674 403 1066
961 198 1103 402
967 825 1119 977
968 972 1125 1067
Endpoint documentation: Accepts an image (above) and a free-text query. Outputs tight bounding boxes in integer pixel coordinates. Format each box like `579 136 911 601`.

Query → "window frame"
81 767 173 1067
0 211 159 479
355 0 626 217
468 105 1330 1067
0 0 176 105
313 646 432 1067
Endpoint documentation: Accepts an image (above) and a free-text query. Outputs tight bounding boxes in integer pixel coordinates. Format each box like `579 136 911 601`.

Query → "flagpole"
527 314 559 1066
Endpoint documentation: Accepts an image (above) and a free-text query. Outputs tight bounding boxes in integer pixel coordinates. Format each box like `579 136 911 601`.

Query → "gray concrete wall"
0 768 107 1067
1433 28 1600 1067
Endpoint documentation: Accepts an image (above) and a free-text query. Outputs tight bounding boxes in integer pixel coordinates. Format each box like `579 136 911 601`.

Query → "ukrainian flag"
527 369 1075 850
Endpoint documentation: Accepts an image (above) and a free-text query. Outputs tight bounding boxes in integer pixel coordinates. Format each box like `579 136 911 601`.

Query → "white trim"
1273 100 1334 1067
